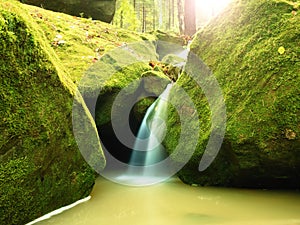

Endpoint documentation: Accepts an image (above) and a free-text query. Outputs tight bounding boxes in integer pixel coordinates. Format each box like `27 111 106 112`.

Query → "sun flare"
196 0 232 22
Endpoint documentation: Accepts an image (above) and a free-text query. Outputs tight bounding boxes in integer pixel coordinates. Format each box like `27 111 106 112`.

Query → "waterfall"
112 83 173 185
129 83 172 167
101 41 191 186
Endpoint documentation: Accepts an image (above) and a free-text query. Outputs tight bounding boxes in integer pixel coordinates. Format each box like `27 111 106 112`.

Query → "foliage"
113 0 140 31
112 0 180 33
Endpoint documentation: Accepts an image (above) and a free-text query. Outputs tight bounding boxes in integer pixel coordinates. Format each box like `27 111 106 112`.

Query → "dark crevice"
97 99 151 164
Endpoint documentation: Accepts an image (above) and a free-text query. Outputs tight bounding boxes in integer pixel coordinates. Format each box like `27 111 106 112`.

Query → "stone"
21 0 116 22
164 0 300 188
0 2 105 224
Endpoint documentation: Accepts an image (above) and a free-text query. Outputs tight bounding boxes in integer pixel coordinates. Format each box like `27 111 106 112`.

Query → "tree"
177 0 184 34
113 0 140 31
113 0 180 33
184 0 196 35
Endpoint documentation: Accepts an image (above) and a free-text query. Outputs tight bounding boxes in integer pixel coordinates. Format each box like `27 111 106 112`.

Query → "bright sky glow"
196 0 232 23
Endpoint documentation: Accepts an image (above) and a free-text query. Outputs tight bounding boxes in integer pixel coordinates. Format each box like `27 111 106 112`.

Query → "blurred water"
129 83 172 167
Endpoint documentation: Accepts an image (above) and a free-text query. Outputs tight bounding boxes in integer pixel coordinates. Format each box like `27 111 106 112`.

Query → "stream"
32 176 300 225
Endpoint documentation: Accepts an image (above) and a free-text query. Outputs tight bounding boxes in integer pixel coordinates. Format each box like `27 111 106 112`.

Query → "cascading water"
101 41 191 186
130 83 173 167
114 83 173 185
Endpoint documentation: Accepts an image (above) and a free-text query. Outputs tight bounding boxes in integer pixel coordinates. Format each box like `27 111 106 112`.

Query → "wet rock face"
21 0 116 22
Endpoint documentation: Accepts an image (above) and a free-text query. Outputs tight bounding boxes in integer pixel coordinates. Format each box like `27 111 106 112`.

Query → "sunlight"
196 0 232 22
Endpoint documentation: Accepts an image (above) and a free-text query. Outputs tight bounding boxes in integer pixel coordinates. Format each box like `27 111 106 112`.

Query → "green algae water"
32 176 300 225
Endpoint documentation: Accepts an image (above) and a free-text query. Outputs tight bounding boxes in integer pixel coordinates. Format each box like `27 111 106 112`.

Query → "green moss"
94 62 154 126
91 53 171 161
165 0 300 188
0 0 105 224
19 3 157 83
151 30 187 45
95 65 171 124
0 0 187 223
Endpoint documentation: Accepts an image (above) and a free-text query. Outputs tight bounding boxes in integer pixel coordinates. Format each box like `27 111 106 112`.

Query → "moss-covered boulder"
153 31 189 61
165 0 300 188
0 1 105 224
20 0 116 22
19 2 155 83
86 43 171 163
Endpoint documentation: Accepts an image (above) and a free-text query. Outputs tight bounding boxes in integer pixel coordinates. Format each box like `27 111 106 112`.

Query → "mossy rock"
20 0 116 22
151 31 189 60
94 66 171 129
16 3 156 84
165 0 300 188
0 1 105 224
152 30 187 45
91 47 170 163
161 53 187 66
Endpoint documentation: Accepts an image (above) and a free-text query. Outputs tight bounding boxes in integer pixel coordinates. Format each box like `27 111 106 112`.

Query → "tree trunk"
171 0 175 28
158 0 163 29
120 10 123 28
168 0 171 30
177 0 184 34
184 0 196 36
142 3 146 32
153 4 156 30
